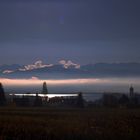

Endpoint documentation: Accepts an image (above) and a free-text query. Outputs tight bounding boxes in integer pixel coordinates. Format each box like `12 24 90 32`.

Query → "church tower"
129 85 134 98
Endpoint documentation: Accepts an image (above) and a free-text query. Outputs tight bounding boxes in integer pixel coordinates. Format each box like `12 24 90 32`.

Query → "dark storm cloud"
0 0 140 64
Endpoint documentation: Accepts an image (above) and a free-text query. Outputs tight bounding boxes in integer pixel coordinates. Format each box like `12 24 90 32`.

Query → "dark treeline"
1 82 140 109
0 82 85 108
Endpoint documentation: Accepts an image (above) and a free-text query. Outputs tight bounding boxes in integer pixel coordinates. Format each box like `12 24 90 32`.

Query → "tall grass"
0 107 139 139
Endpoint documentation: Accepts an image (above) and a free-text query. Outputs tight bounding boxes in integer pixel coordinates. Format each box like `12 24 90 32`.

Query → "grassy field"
0 107 140 140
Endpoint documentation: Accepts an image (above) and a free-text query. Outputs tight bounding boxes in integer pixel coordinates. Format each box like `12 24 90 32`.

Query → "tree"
0 83 6 106
102 94 118 107
34 93 42 107
119 94 129 107
42 82 48 95
76 92 84 108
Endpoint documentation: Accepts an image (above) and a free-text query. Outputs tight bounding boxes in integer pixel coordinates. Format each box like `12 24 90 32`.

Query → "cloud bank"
59 60 80 69
19 60 53 71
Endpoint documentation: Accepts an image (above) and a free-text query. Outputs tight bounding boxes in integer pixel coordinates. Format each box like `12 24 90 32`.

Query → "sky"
0 0 140 65
2 76 140 93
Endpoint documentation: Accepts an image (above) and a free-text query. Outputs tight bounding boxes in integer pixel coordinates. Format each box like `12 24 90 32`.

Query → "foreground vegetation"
0 107 140 140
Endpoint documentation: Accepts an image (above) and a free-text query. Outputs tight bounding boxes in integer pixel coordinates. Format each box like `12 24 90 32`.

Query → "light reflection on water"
8 93 103 101
9 93 78 98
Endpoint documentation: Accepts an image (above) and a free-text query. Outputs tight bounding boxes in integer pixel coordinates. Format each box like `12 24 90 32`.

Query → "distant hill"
0 64 21 71
81 62 140 77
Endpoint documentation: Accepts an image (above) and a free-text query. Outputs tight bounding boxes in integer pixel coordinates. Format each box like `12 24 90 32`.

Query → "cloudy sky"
0 0 140 65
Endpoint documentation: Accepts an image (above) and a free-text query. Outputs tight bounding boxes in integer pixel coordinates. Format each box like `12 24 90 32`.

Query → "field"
0 107 140 140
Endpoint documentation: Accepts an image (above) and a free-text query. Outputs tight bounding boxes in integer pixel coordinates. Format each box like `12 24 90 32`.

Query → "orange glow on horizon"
0 77 109 86
0 77 140 87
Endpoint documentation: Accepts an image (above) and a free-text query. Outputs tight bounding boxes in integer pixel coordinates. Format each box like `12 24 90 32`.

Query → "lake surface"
2 77 140 101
